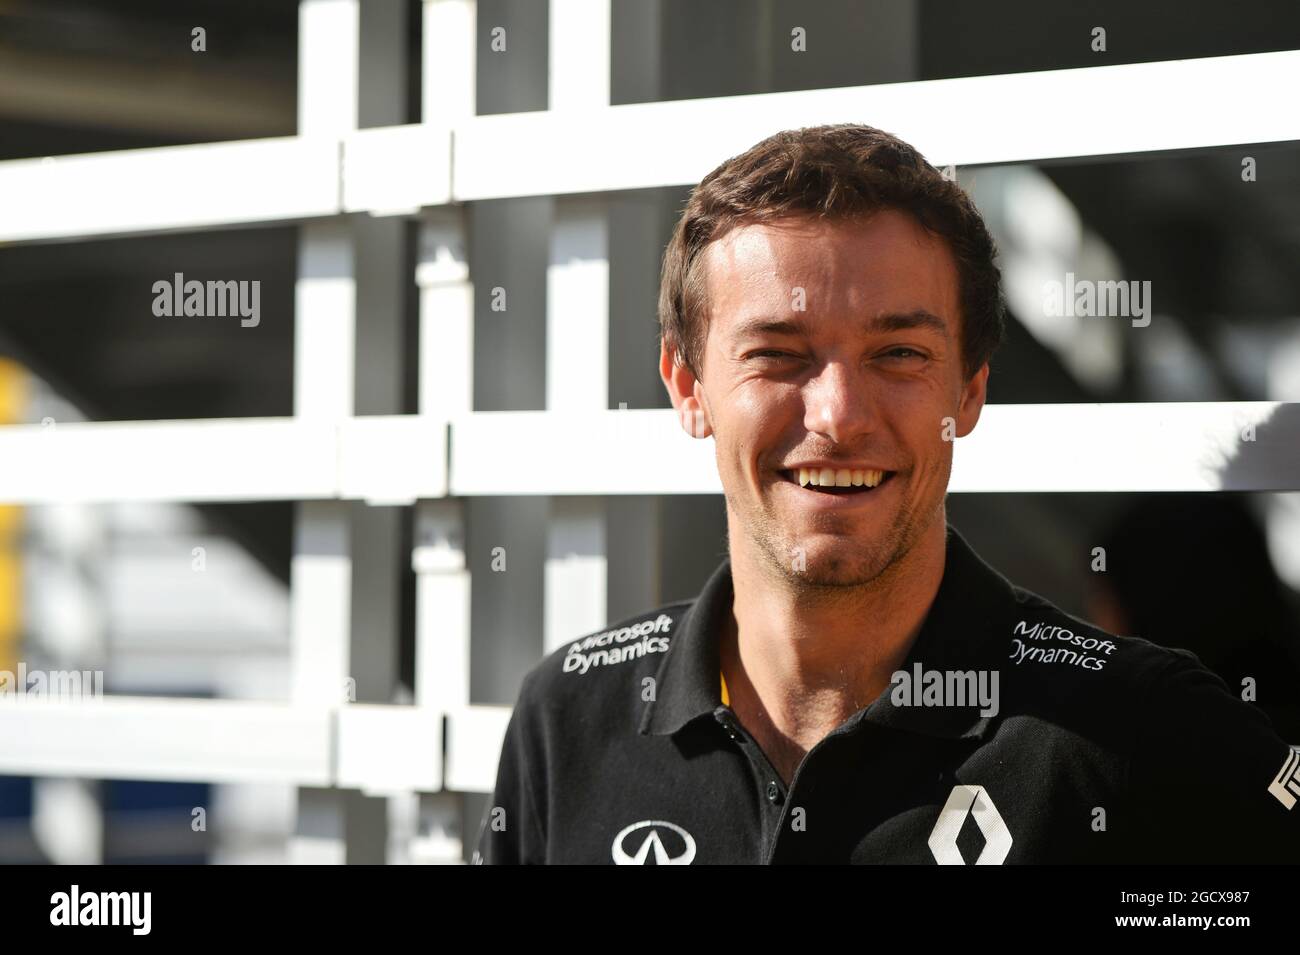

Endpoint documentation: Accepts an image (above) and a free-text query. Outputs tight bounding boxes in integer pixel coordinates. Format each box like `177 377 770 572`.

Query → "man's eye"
882 347 926 361
748 350 795 361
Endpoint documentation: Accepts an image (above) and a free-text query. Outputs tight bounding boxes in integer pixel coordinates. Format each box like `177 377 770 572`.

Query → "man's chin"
772 541 901 589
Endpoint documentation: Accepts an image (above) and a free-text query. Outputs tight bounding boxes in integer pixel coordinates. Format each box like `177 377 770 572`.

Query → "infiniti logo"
611 820 697 865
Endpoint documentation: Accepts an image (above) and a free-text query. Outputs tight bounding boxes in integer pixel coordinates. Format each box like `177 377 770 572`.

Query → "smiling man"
667 204 986 789
474 124 1297 864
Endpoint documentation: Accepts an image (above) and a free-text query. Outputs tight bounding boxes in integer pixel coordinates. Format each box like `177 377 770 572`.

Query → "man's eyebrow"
872 309 949 336
730 309 950 338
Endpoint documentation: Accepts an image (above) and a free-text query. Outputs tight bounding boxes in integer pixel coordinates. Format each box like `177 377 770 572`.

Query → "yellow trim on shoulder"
720 669 729 707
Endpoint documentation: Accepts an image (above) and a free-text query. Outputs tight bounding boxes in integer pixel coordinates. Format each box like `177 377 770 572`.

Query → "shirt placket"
712 705 790 860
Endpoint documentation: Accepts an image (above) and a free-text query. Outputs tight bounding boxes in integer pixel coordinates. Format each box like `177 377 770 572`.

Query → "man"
473 124 1298 864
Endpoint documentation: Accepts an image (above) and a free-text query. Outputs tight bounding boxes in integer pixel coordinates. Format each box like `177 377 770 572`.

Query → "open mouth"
779 468 896 495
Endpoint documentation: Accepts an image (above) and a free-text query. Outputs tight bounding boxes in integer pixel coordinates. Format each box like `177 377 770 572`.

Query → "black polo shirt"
473 523 1298 863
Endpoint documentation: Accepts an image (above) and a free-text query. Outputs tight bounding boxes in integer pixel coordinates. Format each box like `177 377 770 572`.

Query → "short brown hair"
657 123 1006 382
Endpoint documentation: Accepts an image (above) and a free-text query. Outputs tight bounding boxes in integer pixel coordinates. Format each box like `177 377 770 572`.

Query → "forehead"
700 211 960 323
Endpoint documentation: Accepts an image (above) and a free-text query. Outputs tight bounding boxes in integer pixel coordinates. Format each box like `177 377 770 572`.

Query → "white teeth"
793 467 888 487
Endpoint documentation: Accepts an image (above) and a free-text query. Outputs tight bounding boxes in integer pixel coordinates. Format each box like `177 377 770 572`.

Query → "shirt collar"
638 522 1013 741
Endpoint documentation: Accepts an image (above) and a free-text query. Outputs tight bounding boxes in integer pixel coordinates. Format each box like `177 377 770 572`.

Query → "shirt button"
716 714 743 744
766 781 782 804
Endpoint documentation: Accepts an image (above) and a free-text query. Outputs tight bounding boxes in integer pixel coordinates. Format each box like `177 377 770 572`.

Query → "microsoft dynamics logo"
927 785 1013 864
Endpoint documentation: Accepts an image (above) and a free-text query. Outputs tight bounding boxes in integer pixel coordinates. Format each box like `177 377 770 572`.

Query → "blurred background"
0 0 1298 863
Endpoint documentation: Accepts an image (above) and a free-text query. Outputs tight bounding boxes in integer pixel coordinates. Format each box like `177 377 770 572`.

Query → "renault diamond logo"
611 820 697 865
927 785 1013 864
1268 746 1300 810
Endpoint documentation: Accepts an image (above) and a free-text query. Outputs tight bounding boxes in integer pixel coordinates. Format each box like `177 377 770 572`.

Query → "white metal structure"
0 0 1297 862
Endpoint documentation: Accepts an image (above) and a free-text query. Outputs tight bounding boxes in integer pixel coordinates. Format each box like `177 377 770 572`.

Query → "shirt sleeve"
1127 648 1298 863
471 675 548 865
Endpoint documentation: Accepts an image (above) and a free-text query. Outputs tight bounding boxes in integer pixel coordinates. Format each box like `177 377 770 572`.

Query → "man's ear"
659 340 713 439
955 361 989 438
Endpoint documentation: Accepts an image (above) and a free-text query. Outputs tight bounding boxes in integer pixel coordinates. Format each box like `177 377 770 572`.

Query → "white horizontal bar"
952 401 1298 492
0 136 340 243
0 418 339 503
0 697 450 791
451 409 721 494
0 403 1292 503
337 415 449 503
453 49 1300 200
0 696 502 793
341 124 452 215
335 704 443 793
443 705 511 793
0 415 448 504
5 51 1298 242
0 696 332 785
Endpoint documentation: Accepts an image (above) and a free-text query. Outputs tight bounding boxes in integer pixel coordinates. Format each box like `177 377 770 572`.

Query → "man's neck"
719 515 948 782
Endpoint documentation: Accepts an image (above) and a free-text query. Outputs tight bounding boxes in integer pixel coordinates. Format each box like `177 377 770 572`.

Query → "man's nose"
803 362 881 444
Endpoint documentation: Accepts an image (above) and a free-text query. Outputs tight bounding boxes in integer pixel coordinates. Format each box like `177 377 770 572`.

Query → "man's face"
660 210 988 587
